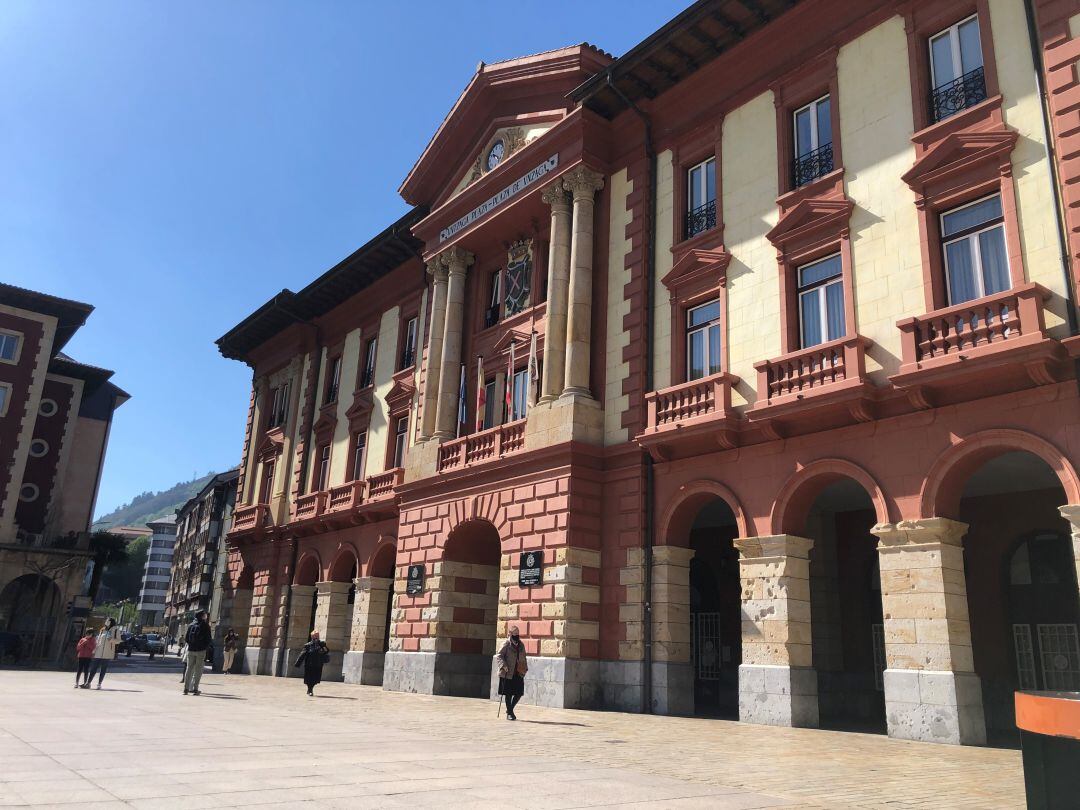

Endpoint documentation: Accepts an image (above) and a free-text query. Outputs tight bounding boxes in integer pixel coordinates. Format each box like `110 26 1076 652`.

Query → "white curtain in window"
979 228 1009 296
946 240 977 304
825 283 845 341
800 289 823 348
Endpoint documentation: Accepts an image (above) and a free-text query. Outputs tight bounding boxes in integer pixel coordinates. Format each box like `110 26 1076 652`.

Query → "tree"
87 531 130 602
102 536 149 602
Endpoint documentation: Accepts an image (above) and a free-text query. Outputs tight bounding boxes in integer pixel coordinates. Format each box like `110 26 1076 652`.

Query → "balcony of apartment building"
287 467 405 536
638 373 740 461
891 282 1070 408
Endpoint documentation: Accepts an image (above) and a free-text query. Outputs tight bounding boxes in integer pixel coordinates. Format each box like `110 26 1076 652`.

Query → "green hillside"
93 472 221 531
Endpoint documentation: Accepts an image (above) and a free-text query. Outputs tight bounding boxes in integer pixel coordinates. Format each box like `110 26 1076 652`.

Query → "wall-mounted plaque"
518 551 543 587
406 564 425 596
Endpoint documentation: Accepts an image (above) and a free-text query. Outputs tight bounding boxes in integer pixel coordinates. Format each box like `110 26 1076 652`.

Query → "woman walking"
294 630 329 696
222 629 238 674
74 629 95 687
81 618 118 689
496 624 528 720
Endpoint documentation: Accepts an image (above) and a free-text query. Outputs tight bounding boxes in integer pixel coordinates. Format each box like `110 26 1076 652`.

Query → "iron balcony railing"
359 365 375 389
930 66 987 123
399 347 415 370
685 199 717 240
326 384 338 404
793 142 834 188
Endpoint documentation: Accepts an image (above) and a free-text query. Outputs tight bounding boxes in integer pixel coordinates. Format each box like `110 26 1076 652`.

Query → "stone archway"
315 545 359 682
285 552 321 676
0 573 62 661
344 540 397 685
653 480 746 718
221 563 254 673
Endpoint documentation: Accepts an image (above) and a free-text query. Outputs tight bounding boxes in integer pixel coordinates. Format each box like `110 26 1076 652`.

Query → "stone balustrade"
436 419 527 472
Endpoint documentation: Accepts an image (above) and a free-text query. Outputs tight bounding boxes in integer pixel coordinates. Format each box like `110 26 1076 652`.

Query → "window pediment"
492 327 533 354
344 388 373 430
766 197 854 253
256 428 285 462
902 126 1018 197
661 248 730 305
383 374 416 413
312 406 337 442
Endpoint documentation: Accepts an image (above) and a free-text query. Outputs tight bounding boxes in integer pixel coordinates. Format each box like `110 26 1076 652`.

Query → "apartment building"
217 0 1080 747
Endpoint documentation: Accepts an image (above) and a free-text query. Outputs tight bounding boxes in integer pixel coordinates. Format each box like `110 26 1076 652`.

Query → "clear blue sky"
0 1 686 519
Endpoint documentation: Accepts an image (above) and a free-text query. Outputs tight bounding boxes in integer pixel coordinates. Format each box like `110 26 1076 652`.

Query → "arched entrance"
438 519 501 698
952 450 1080 745
344 541 397 686
0 574 62 661
774 464 888 733
316 547 358 681
285 553 321 677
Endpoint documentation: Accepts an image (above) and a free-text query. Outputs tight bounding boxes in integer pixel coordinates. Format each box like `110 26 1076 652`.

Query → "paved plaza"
0 656 1024 809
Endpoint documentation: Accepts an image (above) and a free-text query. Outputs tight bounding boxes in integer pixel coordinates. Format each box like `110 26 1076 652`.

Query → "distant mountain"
93 472 221 531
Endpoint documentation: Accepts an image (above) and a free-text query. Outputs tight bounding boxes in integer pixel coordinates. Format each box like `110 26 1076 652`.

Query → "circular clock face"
486 140 505 171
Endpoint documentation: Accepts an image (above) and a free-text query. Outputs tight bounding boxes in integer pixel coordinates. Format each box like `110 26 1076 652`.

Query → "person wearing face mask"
496 624 528 720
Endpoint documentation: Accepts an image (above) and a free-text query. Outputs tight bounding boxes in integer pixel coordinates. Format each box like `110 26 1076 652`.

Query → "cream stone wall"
839 16 922 382
991 0 1069 336
363 307 400 477
653 150 675 392
41 374 84 536
722 92 781 408
57 414 107 535
329 328 362 485
604 168 633 444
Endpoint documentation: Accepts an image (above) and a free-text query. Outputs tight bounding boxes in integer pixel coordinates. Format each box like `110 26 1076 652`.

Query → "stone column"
1057 506 1080 607
560 167 604 400
539 183 572 404
228 588 253 673
313 580 352 681
433 247 474 439
734 535 818 727
650 545 694 715
871 519 985 745
284 584 316 678
343 576 393 685
419 260 448 441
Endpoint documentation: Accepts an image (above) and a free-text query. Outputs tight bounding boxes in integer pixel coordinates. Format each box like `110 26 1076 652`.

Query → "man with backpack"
182 611 212 695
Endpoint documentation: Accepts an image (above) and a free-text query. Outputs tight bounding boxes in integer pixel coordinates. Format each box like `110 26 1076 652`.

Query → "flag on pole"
456 362 466 438
504 341 516 422
526 330 539 410
475 356 486 432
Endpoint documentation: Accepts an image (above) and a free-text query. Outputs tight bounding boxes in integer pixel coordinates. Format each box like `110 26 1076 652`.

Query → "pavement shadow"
94 688 143 693
314 695 358 700
196 693 246 700
519 720 589 727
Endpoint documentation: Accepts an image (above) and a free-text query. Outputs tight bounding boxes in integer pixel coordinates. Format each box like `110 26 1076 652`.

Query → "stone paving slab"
0 664 1024 808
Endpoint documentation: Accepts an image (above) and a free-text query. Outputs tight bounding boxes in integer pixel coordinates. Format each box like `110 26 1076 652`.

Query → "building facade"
137 515 176 627
0 283 127 660
218 0 1080 747
163 470 239 645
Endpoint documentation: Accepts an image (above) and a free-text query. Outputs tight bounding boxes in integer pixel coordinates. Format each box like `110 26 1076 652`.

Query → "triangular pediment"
256 427 284 461
383 376 416 413
766 197 854 250
662 248 731 298
399 45 612 207
312 404 337 441
902 128 1018 192
493 327 532 354
344 388 374 428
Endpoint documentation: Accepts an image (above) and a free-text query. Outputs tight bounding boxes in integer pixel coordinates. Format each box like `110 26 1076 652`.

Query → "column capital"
734 534 813 560
425 258 447 281
316 580 353 594
438 246 475 274
562 166 605 199
541 181 571 210
1058 504 1080 528
871 517 968 550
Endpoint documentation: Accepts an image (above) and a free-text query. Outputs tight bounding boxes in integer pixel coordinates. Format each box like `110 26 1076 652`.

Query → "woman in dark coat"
496 624 528 720
294 630 330 696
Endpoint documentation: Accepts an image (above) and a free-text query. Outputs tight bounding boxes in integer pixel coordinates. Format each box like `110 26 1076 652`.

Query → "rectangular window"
260 462 275 504
797 254 845 348
0 333 21 363
326 357 341 404
352 433 367 481
0 383 8 417
941 195 1008 305
268 383 290 429
360 338 377 388
482 379 497 429
686 300 722 382
400 317 417 370
485 271 501 328
929 16 986 122
316 445 331 491
509 369 529 421
685 157 717 239
793 95 833 187
392 416 409 468
504 255 532 317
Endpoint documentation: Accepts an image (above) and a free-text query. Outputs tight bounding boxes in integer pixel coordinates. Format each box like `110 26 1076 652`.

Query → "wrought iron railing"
326 384 338 404
359 366 375 389
930 66 987 123
685 199 717 240
399 347 415 370
792 142 834 188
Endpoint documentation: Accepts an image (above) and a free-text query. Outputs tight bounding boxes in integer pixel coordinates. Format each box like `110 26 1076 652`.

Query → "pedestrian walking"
293 630 330 696
82 619 119 689
222 629 238 674
74 629 95 688
182 610 212 695
496 624 528 720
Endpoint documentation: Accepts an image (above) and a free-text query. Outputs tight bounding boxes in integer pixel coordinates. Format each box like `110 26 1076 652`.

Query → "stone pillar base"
245 647 282 676
343 651 385 686
883 669 986 745
524 394 603 449
648 661 694 716
738 664 819 727
321 650 344 682
383 651 491 698
487 656 603 709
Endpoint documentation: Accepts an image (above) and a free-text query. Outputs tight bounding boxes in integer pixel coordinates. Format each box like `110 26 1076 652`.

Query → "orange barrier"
1015 691 1080 741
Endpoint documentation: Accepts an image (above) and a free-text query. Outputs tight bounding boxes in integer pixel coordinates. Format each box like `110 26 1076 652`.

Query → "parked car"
144 633 165 655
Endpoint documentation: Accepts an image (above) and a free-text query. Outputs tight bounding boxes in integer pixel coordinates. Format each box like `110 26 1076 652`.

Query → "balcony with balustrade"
230 504 272 536
637 372 740 460
891 283 1067 407
284 469 404 537
748 334 875 435
436 419 527 473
